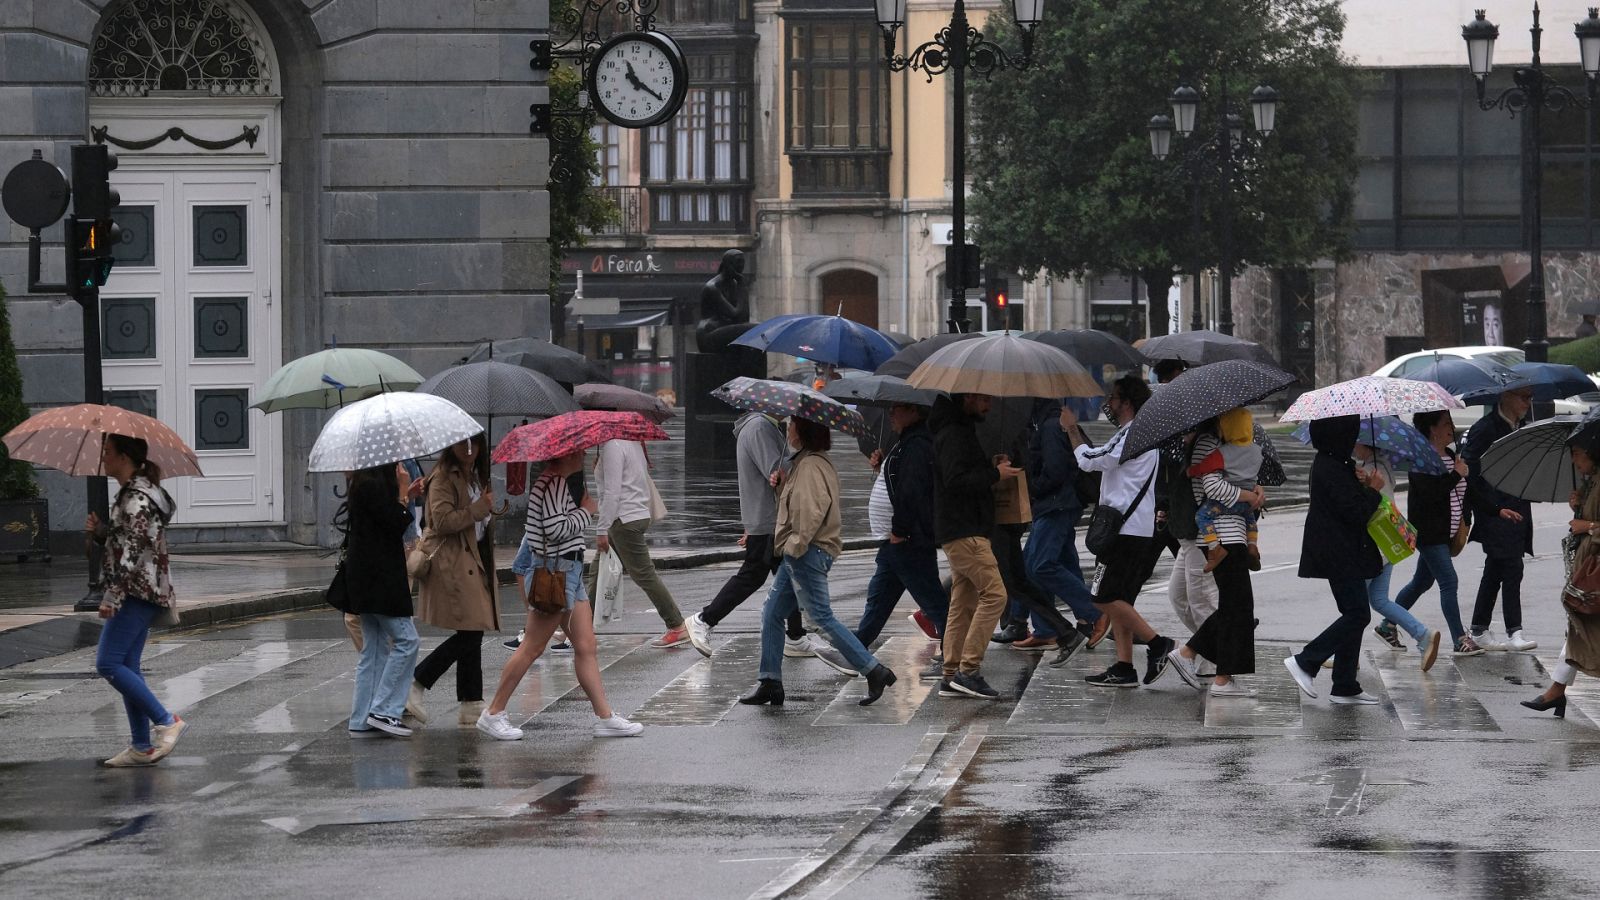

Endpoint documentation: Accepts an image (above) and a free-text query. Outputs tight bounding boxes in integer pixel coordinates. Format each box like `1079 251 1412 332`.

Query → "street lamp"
1150 77 1280 334
876 0 1044 333
1462 4 1600 379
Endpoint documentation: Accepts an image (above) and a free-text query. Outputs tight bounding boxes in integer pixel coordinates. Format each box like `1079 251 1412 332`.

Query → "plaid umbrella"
1120 360 1296 461
734 314 901 370
463 337 609 385
874 332 983 378
1021 329 1145 369
907 333 1101 398
574 383 675 423
417 361 578 418
711 377 868 437
1137 329 1280 367
252 346 422 412
1280 376 1462 423
1481 415 1587 502
1291 415 1448 475
492 411 668 463
308 392 483 473
3 403 203 478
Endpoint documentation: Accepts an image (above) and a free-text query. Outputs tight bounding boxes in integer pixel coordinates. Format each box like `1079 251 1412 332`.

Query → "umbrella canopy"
252 347 423 412
3 403 203 478
491 411 669 464
308 392 483 473
1481 415 1587 502
822 374 942 408
874 332 983 378
733 314 900 370
1466 361 1595 403
1021 329 1146 369
907 333 1102 399
1404 356 1517 399
1291 415 1447 475
1137 329 1280 367
417 361 578 419
463 337 609 385
1280 376 1462 423
711 377 869 437
574 383 675 423
1119 360 1297 461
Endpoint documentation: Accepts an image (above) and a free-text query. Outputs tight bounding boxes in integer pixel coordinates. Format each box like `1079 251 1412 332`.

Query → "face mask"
1101 400 1118 425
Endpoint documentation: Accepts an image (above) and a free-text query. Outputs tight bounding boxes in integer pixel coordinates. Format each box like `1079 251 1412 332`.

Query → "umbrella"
906 333 1102 398
252 346 422 412
1466 361 1594 403
3 403 203 478
417 361 578 419
1290 416 1448 475
1404 357 1517 399
1481 415 1587 502
308 392 483 473
822 374 942 408
491 411 669 464
711 377 869 438
734 314 901 370
874 332 983 378
1280 376 1462 423
575 383 675 423
1137 329 1280 367
1119 360 1297 461
463 337 609 385
1021 329 1146 369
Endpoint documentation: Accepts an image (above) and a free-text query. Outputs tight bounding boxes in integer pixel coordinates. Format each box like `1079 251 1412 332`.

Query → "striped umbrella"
906 333 1101 398
3 403 202 478
711 377 868 437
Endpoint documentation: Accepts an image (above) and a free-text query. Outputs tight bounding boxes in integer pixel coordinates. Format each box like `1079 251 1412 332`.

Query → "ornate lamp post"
1461 5 1600 375
874 0 1045 334
1147 78 1279 334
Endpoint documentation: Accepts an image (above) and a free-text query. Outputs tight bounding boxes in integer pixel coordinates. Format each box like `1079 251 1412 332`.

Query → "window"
785 18 890 197
667 0 752 22
590 123 621 186
643 51 752 231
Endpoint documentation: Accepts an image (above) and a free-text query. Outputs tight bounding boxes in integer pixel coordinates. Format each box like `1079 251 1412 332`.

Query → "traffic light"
67 144 121 299
985 273 1010 332
71 144 118 220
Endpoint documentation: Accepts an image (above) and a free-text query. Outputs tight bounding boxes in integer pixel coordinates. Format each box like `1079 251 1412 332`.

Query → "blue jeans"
350 614 419 729
855 541 949 645
759 545 880 681
1023 509 1100 625
96 597 175 752
1367 562 1429 646
1392 543 1465 642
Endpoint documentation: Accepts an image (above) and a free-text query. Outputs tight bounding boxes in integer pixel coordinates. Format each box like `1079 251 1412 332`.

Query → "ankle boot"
739 679 784 706
860 664 898 706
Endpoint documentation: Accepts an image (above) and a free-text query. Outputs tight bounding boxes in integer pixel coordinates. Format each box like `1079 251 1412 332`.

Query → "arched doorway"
88 0 283 526
821 269 879 330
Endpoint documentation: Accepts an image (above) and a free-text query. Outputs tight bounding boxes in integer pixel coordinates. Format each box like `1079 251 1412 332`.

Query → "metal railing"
593 185 646 237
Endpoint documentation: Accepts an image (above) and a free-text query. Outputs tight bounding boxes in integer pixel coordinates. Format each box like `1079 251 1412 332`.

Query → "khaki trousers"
941 536 1008 677
586 517 684 629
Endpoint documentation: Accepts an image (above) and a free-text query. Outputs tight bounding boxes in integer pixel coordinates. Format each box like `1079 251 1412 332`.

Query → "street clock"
587 30 687 128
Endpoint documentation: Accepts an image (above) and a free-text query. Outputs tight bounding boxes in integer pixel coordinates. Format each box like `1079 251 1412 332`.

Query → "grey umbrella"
1138 329 1281 368
575 382 674 423
1482 415 1586 503
1021 329 1146 369
463 337 609 385
823 374 943 408
873 332 983 378
417 361 579 419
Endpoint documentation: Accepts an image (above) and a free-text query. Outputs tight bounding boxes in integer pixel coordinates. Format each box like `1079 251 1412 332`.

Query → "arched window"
89 0 274 98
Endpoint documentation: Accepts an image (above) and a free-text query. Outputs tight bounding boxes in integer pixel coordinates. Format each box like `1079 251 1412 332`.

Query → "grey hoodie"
734 413 788 535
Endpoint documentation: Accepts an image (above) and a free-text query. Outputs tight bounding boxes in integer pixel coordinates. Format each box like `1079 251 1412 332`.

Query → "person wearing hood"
1463 386 1538 652
1284 415 1386 703
1021 397 1097 668
930 393 1018 700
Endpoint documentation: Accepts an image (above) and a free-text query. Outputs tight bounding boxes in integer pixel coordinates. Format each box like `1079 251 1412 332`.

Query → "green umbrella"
252 347 423 412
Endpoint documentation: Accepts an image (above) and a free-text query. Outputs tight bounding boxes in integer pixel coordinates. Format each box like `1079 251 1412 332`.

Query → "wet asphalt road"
5 505 1600 899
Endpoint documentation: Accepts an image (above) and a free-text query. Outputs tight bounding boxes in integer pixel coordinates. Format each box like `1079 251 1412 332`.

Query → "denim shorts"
511 542 586 610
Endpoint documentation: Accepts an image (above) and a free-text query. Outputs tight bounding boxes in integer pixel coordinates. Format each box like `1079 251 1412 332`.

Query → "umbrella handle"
332 484 346 500
493 500 510 517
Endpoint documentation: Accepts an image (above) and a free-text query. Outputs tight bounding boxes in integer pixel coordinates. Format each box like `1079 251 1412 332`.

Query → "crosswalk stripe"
1203 644 1305 729
632 635 763 726
1370 651 1499 733
1007 643 1115 727
812 637 938 726
261 774 584 835
508 635 649 726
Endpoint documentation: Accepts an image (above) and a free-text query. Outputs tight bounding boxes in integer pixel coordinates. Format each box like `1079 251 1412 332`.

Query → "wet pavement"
4 503 1600 898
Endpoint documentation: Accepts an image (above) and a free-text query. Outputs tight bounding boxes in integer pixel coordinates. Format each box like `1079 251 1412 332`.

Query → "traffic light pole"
77 278 108 612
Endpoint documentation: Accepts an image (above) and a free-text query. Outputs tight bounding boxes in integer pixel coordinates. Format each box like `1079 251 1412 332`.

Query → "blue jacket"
1025 399 1082 521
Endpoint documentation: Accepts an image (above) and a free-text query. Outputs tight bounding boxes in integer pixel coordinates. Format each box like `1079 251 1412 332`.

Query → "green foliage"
0 280 39 499
1551 334 1600 373
970 0 1360 284
547 29 620 331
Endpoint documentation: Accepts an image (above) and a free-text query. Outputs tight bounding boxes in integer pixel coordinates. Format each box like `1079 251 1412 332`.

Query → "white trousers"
1552 641 1578 686
1168 539 1220 673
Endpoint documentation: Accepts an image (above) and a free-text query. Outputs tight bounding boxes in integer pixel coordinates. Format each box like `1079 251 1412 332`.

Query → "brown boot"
1247 545 1262 571
1202 544 1227 573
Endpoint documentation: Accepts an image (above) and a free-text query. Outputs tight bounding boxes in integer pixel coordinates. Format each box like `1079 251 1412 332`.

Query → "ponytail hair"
106 433 162 486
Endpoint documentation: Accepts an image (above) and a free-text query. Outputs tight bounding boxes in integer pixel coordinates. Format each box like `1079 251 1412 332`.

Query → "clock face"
590 32 686 128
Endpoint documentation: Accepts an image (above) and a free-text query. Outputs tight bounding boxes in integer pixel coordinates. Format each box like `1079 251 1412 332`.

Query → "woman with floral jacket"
88 433 187 767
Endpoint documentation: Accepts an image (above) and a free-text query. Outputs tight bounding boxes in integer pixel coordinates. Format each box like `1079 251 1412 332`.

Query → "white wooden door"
100 169 281 524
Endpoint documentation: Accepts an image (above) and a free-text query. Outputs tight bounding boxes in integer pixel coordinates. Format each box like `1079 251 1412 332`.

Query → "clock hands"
624 61 666 103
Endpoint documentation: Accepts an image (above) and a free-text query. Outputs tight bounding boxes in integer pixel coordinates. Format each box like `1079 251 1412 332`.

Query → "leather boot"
738 678 784 706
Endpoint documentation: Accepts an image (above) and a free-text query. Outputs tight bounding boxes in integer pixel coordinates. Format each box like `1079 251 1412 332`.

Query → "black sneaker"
503 631 524 650
950 671 1000 699
1373 622 1405 650
1085 666 1140 688
364 714 413 737
1144 636 1177 684
1048 628 1086 669
937 678 964 697
991 622 1027 644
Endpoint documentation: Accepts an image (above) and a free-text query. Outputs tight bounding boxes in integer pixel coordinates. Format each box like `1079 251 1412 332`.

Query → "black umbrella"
1404 357 1515 398
463 337 609 385
417 361 579 419
823 374 943 408
1120 360 1297 461
1138 329 1280 368
574 383 674 423
1021 329 1145 369
1482 415 1587 502
873 332 983 378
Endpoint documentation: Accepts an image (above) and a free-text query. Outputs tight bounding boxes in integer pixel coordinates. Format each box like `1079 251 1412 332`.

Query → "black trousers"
414 630 483 702
1472 554 1524 634
994 523 1076 637
1186 545 1255 675
699 533 803 638
1294 577 1370 697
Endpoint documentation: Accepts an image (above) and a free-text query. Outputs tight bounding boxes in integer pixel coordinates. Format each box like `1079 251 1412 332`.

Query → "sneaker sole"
1328 695 1381 705
783 646 816 658
1010 642 1053 652
909 613 940 641
1085 679 1140 689
1420 632 1441 672
366 720 413 737
475 720 524 741
594 728 644 738
949 680 999 699
348 728 383 739
937 687 965 697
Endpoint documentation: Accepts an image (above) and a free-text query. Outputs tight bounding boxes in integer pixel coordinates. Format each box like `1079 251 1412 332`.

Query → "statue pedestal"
684 349 764 464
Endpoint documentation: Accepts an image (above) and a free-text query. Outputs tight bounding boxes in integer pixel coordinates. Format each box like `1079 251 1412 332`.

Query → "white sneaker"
1167 649 1203 690
784 634 820 658
405 682 429 724
1474 629 1508 651
1506 629 1538 651
593 714 644 738
150 716 188 761
1329 691 1381 705
1209 680 1258 698
476 709 524 741
684 613 714 658
1284 656 1318 699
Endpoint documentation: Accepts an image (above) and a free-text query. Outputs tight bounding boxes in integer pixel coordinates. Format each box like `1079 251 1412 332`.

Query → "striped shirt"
1443 450 1465 533
1190 433 1251 546
522 471 592 558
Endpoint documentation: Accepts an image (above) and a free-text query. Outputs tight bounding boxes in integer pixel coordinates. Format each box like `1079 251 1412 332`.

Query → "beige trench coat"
415 468 500 633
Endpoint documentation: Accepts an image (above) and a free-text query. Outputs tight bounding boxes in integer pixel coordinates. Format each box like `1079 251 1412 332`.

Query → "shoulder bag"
325 541 353 613
526 481 572 616
1084 469 1154 558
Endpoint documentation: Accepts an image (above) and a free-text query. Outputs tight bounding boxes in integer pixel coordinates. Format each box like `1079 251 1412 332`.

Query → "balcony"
789 150 890 198
592 186 647 238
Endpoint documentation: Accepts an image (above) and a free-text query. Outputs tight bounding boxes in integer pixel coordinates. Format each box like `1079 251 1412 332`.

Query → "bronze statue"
696 249 753 354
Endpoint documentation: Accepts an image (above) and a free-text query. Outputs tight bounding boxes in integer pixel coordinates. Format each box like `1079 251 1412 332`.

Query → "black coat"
341 475 415 617
1463 411 1534 559
1025 400 1083 521
1298 417 1383 581
930 395 999 545
1405 449 1465 547
885 420 937 549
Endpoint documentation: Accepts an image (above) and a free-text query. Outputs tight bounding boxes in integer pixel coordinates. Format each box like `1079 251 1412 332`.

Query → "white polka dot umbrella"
308 392 483 473
2 403 203 478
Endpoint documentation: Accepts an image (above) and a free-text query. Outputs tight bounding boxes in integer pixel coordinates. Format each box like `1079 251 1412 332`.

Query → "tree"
0 279 38 499
970 0 1359 335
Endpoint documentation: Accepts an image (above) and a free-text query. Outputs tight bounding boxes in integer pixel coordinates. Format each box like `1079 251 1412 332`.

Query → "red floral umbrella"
491 410 668 463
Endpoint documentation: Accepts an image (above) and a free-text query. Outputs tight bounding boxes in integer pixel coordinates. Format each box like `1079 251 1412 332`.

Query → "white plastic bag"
594 547 626 624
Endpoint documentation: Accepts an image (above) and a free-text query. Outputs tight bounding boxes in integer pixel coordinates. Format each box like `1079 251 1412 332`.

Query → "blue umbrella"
733 314 901 370
1465 361 1594 403
1403 357 1516 399
1292 415 1447 475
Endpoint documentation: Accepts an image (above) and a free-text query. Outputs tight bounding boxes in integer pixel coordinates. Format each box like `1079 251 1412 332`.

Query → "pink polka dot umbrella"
2 403 203 478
